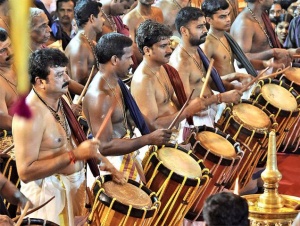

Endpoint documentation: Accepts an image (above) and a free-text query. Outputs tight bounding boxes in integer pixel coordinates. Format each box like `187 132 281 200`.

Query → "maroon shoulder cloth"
261 11 282 48
61 98 100 177
162 64 193 125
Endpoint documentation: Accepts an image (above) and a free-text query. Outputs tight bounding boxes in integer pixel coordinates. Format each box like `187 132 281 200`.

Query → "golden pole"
9 0 31 95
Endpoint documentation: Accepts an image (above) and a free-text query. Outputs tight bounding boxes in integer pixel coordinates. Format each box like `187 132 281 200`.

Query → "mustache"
62 81 70 88
200 32 208 40
165 53 172 58
6 55 13 62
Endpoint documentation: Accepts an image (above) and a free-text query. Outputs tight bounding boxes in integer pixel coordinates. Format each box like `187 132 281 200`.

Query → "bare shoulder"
123 9 139 25
230 10 253 34
169 46 192 70
65 35 89 58
152 6 164 22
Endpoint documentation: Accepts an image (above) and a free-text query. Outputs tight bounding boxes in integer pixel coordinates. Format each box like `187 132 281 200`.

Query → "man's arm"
85 91 171 156
0 88 12 130
13 107 102 183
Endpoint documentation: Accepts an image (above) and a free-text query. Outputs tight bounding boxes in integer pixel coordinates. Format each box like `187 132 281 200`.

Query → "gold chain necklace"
179 45 205 77
136 8 153 21
0 71 18 95
81 32 99 69
208 32 232 65
246 5 273 48
101 76 128 130
101 9 117 33
33 88 71 140
0 15 10 31
145 62 173 102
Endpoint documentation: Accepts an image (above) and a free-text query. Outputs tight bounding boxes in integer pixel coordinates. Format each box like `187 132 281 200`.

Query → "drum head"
157 147 202 179
284 67 300 85
261 84 298 112
232 103 271 131
196 131 236 158
103 181 152 209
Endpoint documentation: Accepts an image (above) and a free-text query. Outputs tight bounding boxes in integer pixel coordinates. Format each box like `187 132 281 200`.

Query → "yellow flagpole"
9 0 31 95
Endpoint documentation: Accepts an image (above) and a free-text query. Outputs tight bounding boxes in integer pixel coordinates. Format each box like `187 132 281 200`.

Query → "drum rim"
252 79 300 116
21 217 59 226
93 175 158 218
149 143 209 187
224 99 276 137
189 125 241 166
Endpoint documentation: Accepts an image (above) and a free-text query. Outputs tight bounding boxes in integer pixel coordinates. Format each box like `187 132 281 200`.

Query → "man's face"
186 16 208 46
30 13 51 45
209 8 231 32
269 3 282 19
111 0 132 15
116 45 133 78
57 1 75 25
44 66 70 95
149 38 172 64
93 8 105 34
0 38 13 67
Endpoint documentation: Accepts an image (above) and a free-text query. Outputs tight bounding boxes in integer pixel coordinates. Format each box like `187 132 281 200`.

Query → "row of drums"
0 69 299 225
87 69 300 225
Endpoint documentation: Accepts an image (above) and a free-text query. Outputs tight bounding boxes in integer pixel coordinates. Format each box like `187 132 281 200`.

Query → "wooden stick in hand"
13 196 55 222
259 65 291 80
94 100 117 140
1 144 14 154
15 201 31 226
74 65 95 105
200 58 214 98
293 54 300 58
240 66 270 93
168 89 195 130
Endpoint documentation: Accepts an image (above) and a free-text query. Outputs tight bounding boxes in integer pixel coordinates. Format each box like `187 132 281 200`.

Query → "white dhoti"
21 168 86 226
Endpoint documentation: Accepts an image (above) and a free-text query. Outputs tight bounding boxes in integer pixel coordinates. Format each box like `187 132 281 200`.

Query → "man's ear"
143 46 151 56
111 55 118 65
180 26 189 37
206 16 212 25
35 77 45 89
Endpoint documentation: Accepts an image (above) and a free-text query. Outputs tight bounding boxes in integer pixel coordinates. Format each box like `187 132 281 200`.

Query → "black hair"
29 48 69 84
175 7 205 35
96 33 133 64
275 13 294 24
203 192 249 226
202 0 229 17
74 0 102 28
0 28 8 42
56 0 76 11
135 19 172 54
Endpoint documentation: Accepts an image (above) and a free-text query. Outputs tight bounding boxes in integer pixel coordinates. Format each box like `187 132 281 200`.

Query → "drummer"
13 48 125 226
0 28 17 151
169 7 246 137
131 20 241 141
82 32 172 183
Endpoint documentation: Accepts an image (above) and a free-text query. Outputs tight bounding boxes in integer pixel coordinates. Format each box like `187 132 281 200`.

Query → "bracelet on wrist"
68 151 76 164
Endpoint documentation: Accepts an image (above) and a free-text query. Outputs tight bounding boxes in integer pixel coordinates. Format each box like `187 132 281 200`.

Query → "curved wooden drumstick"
74 65 95 105
168 89 195 130
15 201 30 225
13 196 55 222
239 66 270 93
200 59 214 98
1 144 14 154
259 66 291 80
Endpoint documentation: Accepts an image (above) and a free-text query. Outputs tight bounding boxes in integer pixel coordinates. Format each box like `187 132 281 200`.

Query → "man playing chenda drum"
83 32 172 183
13 48 125 226
169 7 245 132
131 20 241 140
0 28 17 151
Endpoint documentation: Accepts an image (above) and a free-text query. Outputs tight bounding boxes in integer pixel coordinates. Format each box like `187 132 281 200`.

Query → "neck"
30 42 43 52
209 28 225 38
181 39 198 52
143 58 162 73
81 27 96 41
247 2 264 16
0 65 13 74
61 22 72 35
33 87 60 110
99 68 119 86
137 3 152 14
